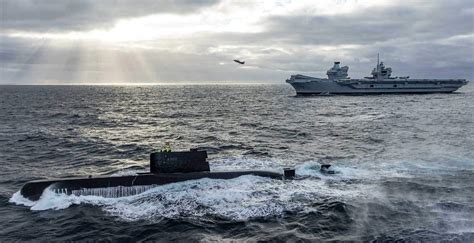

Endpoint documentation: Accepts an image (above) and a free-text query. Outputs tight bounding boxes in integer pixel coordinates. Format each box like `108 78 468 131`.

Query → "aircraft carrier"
286 57 468 95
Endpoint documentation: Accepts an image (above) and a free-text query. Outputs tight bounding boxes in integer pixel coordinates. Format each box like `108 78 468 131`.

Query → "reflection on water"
1 84 473 241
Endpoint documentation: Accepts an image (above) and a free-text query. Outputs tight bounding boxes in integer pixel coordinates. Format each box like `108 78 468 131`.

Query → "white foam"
31 189 81 211
9 191 36 207
210 157 281 172
11 159 450 222
71 185 156 198
294 160 384 181
109 169 147 176
10 170 367 221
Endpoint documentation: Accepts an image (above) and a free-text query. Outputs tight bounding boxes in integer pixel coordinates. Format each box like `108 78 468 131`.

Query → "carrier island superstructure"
286 58 468 95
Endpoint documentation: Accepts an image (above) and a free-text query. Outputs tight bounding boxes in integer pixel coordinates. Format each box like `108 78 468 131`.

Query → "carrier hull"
287 75 468 95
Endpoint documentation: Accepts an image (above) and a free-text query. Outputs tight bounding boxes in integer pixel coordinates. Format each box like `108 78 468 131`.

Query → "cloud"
0 36 288 84
0 0 220 32
0 0 473 84
194 0 474 78
261 0 473 45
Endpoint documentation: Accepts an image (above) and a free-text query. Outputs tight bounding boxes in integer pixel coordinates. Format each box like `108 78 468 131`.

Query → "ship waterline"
286 60 468 95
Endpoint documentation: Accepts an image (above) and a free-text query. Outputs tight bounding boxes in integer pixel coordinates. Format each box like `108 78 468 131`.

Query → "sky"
1 0 473 84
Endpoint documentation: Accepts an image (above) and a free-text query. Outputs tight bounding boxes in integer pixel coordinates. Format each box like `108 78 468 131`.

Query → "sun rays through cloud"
1 0 473 84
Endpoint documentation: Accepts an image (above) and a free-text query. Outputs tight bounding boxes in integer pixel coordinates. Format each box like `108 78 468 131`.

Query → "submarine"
20 149 297 201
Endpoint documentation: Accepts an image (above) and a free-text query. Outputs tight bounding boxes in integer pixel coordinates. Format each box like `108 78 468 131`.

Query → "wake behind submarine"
20 149 306 201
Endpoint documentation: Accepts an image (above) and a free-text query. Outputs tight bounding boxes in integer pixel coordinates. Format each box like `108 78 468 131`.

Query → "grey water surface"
0 84 473 241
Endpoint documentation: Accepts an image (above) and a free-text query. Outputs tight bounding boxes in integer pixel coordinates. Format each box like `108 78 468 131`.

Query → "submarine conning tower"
150 148 210 173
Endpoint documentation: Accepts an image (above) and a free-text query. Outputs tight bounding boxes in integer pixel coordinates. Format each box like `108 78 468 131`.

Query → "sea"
0 84 473 242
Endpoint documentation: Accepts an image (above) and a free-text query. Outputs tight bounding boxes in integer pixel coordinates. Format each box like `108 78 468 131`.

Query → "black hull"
20 171 283 201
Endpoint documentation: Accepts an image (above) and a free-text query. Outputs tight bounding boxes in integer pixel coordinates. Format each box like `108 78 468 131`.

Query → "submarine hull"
20 171 283 201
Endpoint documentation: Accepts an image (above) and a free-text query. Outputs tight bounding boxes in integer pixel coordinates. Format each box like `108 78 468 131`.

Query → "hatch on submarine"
19 149 297 201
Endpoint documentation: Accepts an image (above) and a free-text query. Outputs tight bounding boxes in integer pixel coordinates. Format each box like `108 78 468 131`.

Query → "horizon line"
0 82 285 86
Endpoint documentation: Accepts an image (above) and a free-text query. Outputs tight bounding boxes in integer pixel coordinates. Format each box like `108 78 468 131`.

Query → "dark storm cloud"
189 0 474 79
261 0 473 45
0 0 220 32
0 0 473 84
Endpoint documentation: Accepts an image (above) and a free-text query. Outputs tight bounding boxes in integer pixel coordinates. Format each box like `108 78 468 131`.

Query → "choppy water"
0 84 473 241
